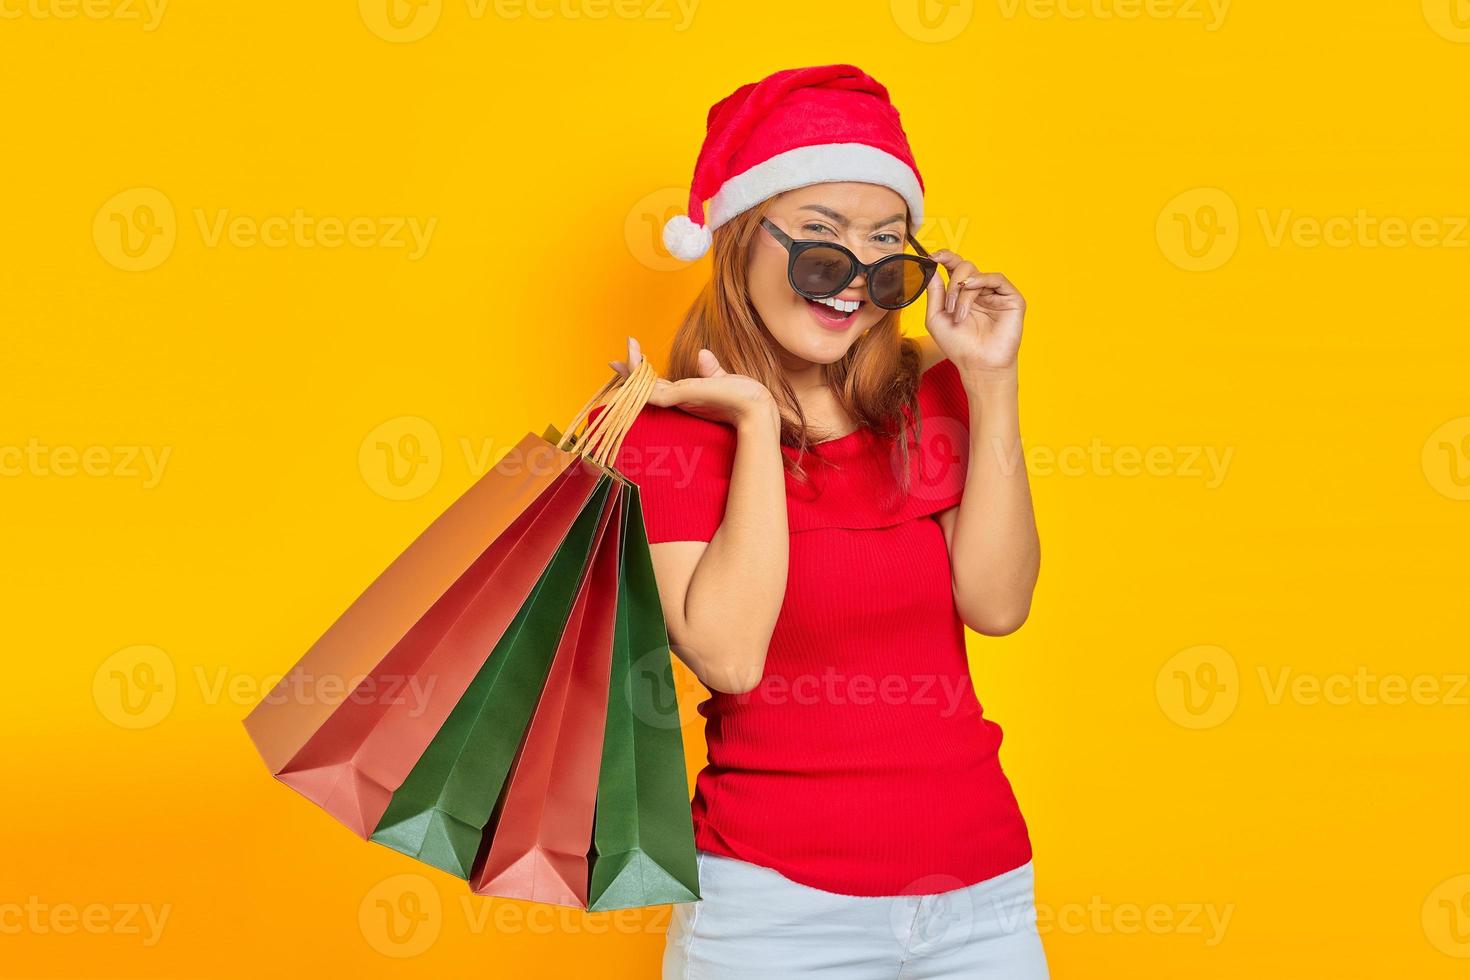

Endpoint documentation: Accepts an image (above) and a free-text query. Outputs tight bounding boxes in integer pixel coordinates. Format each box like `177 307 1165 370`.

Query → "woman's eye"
873 232 901 246
802 223 836 237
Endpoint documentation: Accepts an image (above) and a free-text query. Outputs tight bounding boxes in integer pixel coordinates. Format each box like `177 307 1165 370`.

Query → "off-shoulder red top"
609 357 1033 897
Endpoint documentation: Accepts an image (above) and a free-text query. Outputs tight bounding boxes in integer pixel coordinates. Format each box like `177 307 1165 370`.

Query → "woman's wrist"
958 362 1020 398
736 395 782 438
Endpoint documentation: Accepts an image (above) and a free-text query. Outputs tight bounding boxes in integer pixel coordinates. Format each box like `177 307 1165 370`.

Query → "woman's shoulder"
608 404 735 544
916 352 968 423
614 404 737 477
620 403 736 448
913 333 947 373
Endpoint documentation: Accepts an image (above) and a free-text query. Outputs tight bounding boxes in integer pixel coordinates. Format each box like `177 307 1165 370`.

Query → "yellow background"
2 0 1468 976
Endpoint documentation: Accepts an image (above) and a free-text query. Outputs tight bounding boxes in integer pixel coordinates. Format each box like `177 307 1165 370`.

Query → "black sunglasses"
760 217 939 311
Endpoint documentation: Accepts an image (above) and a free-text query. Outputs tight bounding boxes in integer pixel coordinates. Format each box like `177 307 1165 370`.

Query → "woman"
609 64 1047 979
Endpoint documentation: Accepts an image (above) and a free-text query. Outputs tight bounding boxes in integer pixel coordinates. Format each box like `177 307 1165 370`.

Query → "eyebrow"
798 204 908 229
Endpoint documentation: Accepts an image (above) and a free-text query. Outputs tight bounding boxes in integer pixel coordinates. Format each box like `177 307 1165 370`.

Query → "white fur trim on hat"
662 214 713 261
706 143 924 232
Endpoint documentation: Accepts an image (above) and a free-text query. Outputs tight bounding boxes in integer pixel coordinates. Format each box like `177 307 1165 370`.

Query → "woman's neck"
778 363 825 397
774 351 856 439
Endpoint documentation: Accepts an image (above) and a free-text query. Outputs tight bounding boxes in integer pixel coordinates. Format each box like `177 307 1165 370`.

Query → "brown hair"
665 201 925 490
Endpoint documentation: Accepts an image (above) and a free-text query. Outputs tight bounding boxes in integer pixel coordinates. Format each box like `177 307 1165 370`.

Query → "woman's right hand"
611 336 777 429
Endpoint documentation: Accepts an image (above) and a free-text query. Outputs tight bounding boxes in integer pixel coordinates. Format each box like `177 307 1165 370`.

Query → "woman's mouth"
805 295 864 331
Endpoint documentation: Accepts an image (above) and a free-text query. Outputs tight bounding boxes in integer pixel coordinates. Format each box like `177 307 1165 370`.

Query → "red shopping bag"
247 361 700 910
244 368 644 837
263 459 603 836
470 477 625 905
244 431 573 786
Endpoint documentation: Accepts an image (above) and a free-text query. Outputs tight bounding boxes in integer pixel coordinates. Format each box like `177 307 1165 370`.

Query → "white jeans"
662 851 1050 979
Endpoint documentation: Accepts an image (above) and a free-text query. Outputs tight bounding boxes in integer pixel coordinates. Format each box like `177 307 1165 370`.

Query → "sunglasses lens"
870 257 932 309
791 246 853 297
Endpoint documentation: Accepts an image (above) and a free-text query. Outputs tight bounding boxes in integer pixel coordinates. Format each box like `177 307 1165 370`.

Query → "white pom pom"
662 214 712 261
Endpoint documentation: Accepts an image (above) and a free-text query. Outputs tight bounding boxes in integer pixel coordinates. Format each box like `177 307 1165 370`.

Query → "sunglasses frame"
759 216 940 311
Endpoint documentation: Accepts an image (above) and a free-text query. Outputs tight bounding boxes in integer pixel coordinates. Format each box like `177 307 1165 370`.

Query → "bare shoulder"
913 334 949 373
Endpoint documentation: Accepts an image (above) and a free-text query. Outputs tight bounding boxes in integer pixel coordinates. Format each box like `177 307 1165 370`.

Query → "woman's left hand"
922 250 1026 378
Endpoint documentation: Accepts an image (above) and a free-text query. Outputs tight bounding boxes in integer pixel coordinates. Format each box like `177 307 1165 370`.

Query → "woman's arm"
648 398 787 694
613 338 788 695
933 368 1040 635
913 255 1041 635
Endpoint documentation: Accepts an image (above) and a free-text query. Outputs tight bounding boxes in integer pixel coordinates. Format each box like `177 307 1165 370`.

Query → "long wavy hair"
665 200 926 490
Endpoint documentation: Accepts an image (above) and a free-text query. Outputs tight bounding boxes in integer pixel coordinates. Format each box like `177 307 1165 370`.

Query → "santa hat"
662 64 925 262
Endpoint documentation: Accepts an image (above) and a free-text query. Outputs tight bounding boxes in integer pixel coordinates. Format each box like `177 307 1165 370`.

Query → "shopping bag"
243 430 573 782
469 475 624 906
248 359 701 911
244 440 599 840
277 462 603 837
369 472 619 877
243 366 634 832
587 482 701 910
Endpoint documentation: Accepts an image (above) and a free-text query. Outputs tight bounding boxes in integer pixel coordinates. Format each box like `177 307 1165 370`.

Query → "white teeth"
816 296 861 314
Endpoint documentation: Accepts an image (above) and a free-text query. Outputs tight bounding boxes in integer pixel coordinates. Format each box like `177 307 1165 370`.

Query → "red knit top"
609 357 1033 897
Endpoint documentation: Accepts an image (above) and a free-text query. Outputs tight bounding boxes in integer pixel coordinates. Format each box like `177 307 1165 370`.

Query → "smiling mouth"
805 295 865 329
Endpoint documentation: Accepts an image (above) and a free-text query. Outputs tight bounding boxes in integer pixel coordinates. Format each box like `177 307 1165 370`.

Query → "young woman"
609 65 1047 979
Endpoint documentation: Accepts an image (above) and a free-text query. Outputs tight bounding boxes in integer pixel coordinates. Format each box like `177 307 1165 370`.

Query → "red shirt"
610 357 1033 897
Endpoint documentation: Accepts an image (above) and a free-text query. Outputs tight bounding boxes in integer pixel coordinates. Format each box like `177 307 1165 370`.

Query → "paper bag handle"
556 358 659 468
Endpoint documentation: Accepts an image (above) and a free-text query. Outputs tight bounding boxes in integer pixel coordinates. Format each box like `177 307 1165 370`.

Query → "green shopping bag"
588 483 701 910
370 473 618 877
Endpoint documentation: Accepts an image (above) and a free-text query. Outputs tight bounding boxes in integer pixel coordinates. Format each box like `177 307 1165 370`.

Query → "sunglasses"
760 217 939 311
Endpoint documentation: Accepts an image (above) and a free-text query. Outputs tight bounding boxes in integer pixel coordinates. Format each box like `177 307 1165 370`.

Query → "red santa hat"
662 64 926 262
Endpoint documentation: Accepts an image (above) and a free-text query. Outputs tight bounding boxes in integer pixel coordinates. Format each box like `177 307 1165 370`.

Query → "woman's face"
747 182 909 368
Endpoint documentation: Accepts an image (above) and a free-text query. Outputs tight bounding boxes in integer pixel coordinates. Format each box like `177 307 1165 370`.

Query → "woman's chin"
772 330 861 367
